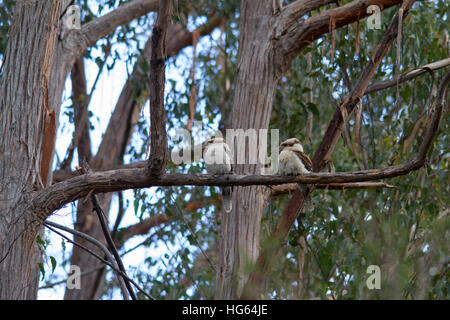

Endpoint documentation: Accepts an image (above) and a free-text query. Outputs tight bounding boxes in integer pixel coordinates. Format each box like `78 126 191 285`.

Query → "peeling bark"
0 0 63 299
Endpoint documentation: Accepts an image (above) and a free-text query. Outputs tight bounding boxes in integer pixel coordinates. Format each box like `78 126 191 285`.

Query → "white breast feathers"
204 142 232 175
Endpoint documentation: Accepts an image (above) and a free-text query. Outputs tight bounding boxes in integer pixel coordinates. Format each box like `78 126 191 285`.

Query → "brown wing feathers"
293 150 313 171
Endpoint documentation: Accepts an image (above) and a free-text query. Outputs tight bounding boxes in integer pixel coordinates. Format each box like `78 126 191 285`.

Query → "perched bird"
278 138 314 210
202 138 233 213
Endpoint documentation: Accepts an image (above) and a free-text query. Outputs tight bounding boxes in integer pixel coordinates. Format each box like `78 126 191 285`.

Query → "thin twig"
44 223 129 300
80 160 137 300
44 221 155 300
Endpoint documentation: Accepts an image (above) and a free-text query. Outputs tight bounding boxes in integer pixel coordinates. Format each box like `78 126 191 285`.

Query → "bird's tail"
222 186 232 213
298 184 314 211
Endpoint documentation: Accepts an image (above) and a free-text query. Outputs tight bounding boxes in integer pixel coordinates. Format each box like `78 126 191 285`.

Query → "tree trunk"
215 1 279 299
0 0 63 299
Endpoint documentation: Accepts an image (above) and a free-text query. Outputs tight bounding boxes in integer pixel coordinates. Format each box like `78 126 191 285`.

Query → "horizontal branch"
54 143 205 182
270 182 396 196
52 55 448 181
37 59 448 222
35 155 428 218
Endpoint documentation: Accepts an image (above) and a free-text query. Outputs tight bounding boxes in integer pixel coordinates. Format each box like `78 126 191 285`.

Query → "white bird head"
205 137 226 144
202 137 231 154
280 138 304 152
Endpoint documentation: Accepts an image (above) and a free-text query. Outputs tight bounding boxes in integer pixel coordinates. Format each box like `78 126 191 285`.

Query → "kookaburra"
278 138 314 210
202 138 233 213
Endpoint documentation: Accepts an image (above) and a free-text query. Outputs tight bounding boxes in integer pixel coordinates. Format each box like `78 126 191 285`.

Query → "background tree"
0 0 448 300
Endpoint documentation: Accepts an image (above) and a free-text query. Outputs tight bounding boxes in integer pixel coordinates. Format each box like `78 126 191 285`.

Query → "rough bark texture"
0 0 160 300
0 0 63 299
148 0 171 175
215 1 279 299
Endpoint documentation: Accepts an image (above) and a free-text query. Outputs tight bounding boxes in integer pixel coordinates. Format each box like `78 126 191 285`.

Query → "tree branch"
44 221 130 300
277 0 337 34
54 143 207 182
313 0 416 172
78 0 158 52
275 0 403 72
35 64 446 231
34 87 447 222
52 56 448 180
269 182 396 197
44 221 155 300
148 0 171 174
114 195 221 246
364 57 450 95
61 57 92 170
117 214 169 245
